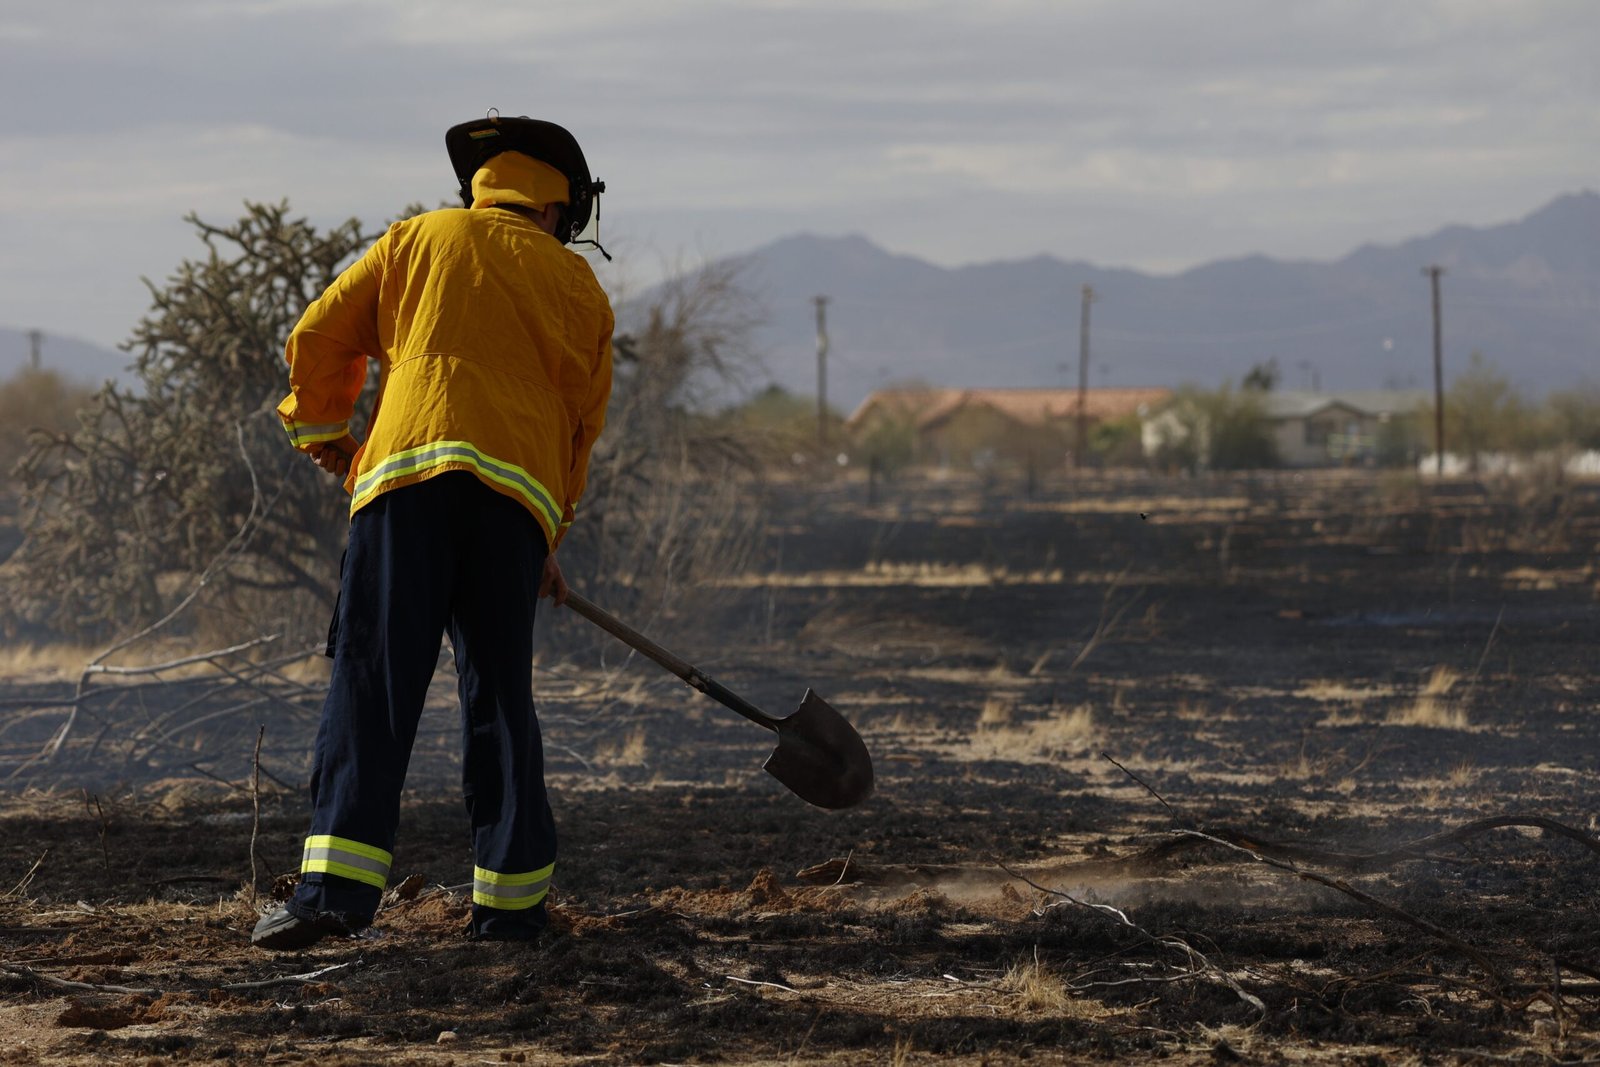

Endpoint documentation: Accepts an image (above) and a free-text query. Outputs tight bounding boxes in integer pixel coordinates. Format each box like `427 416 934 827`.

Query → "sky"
0 0 1596 354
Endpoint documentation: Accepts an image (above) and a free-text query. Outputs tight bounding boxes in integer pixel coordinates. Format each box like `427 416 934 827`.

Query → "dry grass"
1296 680 1395 702
886 709 937 733
987 660 1021 684
720 561 1068 589
0 642 96 681
999 952 1073 1014
977 697 1014 727
1388 666 1470 729
1282 744 1339 782
594 726 649 766
971 703 1097 762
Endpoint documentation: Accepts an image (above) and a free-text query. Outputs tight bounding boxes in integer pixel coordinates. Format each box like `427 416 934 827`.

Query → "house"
1265 390 1431 466
846 386 1173 467
1141 389 1432 468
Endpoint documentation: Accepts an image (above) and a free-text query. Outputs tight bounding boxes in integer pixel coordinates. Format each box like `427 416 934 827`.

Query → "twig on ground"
3 851 47 900
0 958 357 998
1141 815 1600 874
216 960 356 991
0 961 159 997
998 861 1266 1015
1172 829 1511 995
724 974 801 994
549 744 594 772
1101 753 1181 822
1468 604 1505 688
832 849 855 887
1059 563 1143 678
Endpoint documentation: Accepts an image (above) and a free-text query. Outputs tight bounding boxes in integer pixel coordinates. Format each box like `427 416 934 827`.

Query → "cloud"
0 0 1595 346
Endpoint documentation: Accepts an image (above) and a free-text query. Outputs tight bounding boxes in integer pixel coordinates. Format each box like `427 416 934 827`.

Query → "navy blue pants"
290 472 557 938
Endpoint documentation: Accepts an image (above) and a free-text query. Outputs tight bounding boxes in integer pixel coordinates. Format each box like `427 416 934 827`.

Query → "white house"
1142 389 1432 468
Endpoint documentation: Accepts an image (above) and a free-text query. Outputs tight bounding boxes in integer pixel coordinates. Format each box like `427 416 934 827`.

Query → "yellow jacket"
277 186 613 550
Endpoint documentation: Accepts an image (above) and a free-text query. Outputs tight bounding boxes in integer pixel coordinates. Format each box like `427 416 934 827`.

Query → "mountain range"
5 192 1597 412
0 327 132 387
715 191 1600 413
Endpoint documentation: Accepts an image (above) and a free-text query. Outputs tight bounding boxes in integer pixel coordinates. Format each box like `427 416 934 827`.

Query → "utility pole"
813 295 830 452
27 329 42 371
1422 265 1445 477
1075 284 1095 468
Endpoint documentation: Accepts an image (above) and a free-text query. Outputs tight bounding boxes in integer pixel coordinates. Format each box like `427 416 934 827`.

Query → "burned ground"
2 471 1598 1065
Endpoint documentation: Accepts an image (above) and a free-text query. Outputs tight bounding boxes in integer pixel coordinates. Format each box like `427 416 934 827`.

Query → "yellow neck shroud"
471 151 570 211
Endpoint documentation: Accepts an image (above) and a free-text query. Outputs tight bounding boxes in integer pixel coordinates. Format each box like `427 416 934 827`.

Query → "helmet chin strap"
569 185 612 261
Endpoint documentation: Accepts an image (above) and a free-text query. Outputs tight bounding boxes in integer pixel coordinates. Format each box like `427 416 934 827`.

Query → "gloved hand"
306 433 360 478
539 554 569 605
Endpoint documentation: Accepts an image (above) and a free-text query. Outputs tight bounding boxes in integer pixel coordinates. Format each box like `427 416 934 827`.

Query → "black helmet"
445 111 605 245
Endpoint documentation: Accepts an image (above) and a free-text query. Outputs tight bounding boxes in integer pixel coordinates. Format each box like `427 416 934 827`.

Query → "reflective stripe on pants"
473 862 555 911
301 834 392 889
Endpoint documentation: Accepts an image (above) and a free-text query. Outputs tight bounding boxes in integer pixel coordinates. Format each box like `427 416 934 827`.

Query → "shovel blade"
762 689 875 810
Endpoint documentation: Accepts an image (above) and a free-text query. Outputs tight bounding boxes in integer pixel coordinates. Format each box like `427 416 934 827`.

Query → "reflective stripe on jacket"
276 204 613 548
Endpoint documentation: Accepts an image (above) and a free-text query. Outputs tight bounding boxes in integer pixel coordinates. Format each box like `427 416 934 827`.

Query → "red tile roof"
847 387 1172 430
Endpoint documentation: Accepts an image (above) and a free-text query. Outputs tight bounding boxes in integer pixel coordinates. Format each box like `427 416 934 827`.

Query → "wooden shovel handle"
561 591 780 731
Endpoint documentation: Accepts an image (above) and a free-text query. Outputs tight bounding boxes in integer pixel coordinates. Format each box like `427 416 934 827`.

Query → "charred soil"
2 471 1598 1065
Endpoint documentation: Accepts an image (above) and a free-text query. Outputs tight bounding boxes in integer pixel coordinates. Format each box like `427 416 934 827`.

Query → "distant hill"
695 191 1600 411
0 327 133 387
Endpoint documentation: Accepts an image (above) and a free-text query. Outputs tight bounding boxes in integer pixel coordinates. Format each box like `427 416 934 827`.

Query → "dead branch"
998 861 1266 1015
1467 604 1505 688
3 851 47 900
0 961 160 997
13 420 287 776
1058 563 1143 678
1172 830 1511 994
723 974 801 994
1101 752 1180 822
1143 815 1600 874
0 959 356 998
216 960 356 991
83 635 281 677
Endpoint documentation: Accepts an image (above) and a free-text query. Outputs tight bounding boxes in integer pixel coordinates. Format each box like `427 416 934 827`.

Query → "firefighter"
252 114 613 949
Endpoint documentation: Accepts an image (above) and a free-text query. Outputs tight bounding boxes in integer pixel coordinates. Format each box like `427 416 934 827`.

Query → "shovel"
561 591 874 810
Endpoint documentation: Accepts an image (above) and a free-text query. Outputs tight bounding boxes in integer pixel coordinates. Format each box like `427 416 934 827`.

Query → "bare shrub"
2 203 377 642
553 260 767 648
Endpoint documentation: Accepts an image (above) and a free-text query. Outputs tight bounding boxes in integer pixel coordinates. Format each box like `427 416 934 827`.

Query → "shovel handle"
561 591 781 732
